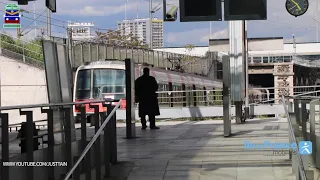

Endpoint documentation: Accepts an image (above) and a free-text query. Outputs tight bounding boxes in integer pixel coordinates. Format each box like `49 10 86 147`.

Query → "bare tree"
166 44 198 73
94 30 148 49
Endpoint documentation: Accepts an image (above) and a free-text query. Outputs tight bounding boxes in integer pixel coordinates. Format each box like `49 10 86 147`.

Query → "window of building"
262 57 268 63
252 57 261 63
283 56 292 62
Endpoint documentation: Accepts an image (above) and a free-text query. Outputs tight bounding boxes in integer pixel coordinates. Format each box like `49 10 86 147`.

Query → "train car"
73 60 223 121
73 60 269 121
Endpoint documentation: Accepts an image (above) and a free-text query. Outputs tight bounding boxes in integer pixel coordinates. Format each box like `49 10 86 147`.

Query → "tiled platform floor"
109 118 296 180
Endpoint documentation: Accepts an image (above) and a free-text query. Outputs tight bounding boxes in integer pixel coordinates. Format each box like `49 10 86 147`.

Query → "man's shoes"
150 126 160 130
141 126 147 130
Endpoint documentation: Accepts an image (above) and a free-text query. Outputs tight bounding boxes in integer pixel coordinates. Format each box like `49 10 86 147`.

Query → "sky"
0 0 320 47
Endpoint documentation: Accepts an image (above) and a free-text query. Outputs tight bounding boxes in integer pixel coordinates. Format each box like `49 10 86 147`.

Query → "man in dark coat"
135 67 160 130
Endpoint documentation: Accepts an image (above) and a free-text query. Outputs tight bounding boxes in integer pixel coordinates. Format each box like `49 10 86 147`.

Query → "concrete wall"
0 56 48 124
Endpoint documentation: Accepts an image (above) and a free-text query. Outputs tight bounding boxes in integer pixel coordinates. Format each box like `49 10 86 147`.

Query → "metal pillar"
46 8 51 40
229 21 244 124
42 40 76 142
42 40 64 142
125 58 136 139
0 64 1 107
223 56 231 137
244 21 249 120
56 43 76 141
67 28 73 68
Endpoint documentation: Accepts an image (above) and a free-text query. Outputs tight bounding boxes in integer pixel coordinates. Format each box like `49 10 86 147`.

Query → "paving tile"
164 170 200 178
2 119 295 180
200 170 237 180
128 170 166 177
127 177 164 180
236 176 275 180
163 177 199 180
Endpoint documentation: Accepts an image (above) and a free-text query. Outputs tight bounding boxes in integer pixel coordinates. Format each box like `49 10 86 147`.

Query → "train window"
76 70 91 99
92 69 125 99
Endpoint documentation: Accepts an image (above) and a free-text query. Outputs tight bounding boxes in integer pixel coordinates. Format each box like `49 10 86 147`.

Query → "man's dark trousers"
141 115 156 128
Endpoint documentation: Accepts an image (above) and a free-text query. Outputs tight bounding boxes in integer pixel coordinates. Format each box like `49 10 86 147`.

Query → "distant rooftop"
209 37 283 42
154 42 320 57
118 18 162 23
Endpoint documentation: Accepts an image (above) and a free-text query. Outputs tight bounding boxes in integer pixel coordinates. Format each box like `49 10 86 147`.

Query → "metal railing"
282 90 320 180
0 99 121 180
63 99 122 180
116 86 320 107
282 95 307 180
0 32 44 68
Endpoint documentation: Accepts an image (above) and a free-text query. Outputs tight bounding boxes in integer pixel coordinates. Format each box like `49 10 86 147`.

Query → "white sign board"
68 21 95 40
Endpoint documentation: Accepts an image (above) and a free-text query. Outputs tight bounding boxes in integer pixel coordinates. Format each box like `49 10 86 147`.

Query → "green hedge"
0 34 43 62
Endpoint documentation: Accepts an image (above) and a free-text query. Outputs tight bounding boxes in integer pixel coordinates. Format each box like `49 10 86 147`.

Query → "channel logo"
299 141 312 155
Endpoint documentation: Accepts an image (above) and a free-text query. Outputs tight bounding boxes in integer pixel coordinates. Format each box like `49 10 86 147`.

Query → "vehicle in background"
73 60 268 122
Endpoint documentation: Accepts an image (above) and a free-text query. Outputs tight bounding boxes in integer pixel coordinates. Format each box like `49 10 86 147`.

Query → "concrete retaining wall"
0 56 48 124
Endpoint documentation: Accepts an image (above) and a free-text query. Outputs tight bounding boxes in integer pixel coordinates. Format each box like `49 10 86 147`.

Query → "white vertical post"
34 1 37 38
149 0 153 49
244 20 249 119
229 21 244 124
317 2 319 42
136 0 139 19
229 21 243 101
125 0 128 20
210 22 212 39
46 8 51 40
292 34 296 55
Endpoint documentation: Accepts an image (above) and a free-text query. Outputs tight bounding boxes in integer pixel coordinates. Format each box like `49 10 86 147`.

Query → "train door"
192 85 197 106
212 87 215 105
173 84 184 107
196 86 204 106
182 84 186 107
203 87 208 106
168 82 173 107
158 83 167 107
316 84 320 97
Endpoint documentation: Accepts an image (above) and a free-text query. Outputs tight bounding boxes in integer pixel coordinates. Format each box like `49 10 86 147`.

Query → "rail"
282 89 320 180
64 99 122 180
97 86 320 108
0 99 120 180
0 100 107 111
0 32 44 67
282 95 307 180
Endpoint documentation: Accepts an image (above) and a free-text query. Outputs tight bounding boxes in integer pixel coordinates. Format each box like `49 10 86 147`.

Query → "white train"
73 60 268 120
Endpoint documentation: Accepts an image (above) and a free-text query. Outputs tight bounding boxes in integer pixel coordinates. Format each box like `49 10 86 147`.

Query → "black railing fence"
0 100 120 180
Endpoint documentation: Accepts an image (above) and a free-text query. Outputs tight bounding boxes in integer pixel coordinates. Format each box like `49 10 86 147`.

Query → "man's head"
143 67 150 76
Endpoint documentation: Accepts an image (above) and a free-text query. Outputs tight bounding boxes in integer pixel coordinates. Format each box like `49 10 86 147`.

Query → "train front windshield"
76 69 91 99
75 69 126 100
93 69 125 99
